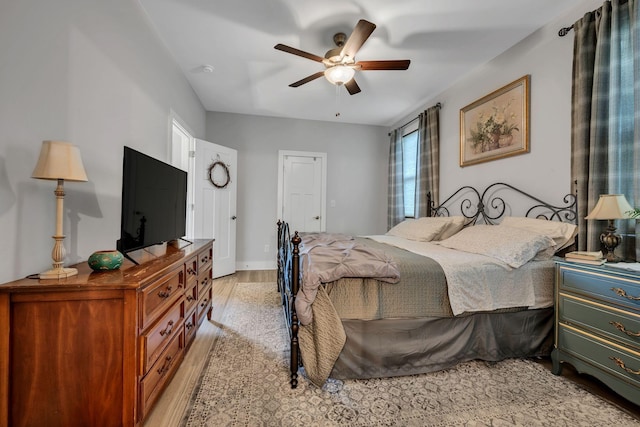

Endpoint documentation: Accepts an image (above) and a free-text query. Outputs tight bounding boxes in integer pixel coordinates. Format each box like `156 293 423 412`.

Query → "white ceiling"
138 0 583 126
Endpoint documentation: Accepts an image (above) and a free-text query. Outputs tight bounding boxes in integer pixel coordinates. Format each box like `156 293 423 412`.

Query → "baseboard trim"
236 261 276 271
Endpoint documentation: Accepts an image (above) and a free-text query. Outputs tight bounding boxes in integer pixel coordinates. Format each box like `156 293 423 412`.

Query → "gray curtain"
415 105 440 217
571 0 640 259
388 128 404 229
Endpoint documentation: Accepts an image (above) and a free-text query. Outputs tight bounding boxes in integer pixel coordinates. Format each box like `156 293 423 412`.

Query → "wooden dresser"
552 260 640 406
0 239 213 427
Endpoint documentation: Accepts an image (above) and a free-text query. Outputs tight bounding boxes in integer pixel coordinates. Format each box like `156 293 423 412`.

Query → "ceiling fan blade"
344 79 361 95
289 71 325 87
356 60 411 71
274 44 324 63
340 19 376 59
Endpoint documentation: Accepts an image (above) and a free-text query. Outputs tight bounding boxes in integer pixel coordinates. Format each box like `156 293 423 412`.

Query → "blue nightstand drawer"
559 266 640 311
559 294 640 350
558 325 640 392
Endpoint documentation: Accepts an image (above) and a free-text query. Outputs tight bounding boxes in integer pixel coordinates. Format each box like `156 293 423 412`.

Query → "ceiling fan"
274 19 410 95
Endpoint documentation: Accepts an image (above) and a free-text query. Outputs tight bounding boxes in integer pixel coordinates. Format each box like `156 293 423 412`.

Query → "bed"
277 182 578 388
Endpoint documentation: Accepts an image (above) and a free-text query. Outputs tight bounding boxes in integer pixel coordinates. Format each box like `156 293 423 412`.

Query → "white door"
278 151 326 233
194 139 237 278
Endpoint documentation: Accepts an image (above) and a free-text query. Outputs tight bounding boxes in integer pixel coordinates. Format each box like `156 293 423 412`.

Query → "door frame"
170 115 195 238
277 150 327 232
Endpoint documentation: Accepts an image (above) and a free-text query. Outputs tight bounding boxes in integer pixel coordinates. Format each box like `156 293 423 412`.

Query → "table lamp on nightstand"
32 140 88 279
585 194 634 263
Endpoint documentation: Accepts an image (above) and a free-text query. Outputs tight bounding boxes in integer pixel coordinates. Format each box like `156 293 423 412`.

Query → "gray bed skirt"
329 307 554 380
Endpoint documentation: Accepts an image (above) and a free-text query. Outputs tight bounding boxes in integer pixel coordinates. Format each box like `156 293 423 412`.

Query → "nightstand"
552 260 640 406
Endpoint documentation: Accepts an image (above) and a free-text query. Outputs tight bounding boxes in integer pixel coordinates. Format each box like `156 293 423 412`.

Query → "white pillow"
436 216 466 240
500 216 577 250
386 218 449 242
437 224 557 268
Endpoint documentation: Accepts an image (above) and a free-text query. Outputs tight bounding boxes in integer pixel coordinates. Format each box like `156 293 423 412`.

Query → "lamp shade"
585 194 634 220
32 140 88 182
324 65 356 85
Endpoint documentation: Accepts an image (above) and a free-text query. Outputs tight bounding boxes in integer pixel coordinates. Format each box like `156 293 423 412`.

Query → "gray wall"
0 0 206 283
205 113 388 270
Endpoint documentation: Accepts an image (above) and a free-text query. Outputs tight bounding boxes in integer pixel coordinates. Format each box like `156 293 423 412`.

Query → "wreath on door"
207 160 231 189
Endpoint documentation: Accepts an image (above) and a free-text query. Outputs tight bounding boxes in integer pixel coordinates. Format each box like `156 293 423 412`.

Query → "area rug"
181 282 639 426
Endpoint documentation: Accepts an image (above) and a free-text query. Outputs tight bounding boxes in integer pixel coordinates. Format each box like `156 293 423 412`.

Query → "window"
402 130 418 218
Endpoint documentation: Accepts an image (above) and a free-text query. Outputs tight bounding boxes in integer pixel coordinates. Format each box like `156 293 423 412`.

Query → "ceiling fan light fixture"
324 65 355 85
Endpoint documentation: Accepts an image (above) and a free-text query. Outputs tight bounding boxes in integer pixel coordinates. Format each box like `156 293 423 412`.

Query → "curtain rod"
559 2 612 37
391 102 442 134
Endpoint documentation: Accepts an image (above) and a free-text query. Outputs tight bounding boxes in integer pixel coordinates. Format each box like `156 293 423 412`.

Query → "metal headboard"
427 182 577 227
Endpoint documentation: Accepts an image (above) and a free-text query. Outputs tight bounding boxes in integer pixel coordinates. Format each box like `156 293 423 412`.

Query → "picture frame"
459 75 530 167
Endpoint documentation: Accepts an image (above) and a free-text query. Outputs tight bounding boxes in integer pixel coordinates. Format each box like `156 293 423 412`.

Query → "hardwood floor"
144 270 639 426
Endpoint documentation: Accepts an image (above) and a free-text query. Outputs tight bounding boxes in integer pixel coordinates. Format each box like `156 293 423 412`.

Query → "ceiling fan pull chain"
335 84 342 118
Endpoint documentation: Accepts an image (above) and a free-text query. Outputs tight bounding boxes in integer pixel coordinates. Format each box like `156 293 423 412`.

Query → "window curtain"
571 0 640 259
415 105 440 217
387 128 404 229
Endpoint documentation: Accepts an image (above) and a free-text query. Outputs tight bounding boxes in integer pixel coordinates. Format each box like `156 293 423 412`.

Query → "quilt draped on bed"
295 234 403 386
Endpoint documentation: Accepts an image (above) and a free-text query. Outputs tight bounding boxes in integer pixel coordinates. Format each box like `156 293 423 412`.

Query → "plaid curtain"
387 128 404 229
571 0 640 259
415 105 440 217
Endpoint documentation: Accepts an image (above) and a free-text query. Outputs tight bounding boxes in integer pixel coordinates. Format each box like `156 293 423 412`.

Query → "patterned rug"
181 282 639 426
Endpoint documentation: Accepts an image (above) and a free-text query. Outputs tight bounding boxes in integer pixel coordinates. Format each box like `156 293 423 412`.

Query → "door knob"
231 215 237 220
314 216 320 220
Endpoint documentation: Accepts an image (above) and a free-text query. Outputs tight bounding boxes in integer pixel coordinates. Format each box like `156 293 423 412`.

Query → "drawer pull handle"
200 298 209 308
158 286 173 299
609 321 640 337
187 267 197 276
609 356 640 375
186 321 194 330
611 287 640 301
157 355 173 376
186 295 195 302
160 320 174 336
201 278 209 287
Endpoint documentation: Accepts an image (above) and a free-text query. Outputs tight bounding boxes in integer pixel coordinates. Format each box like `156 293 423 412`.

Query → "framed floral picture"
459 75 530 167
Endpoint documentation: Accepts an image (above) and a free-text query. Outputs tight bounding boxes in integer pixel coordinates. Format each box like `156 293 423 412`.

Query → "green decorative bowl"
88 250 124 271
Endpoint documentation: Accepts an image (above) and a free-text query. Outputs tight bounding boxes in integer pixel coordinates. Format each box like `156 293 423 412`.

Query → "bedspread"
295 233 400 326
367 235 554 315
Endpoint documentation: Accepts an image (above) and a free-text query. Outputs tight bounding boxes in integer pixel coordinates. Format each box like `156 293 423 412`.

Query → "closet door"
278 150 326 233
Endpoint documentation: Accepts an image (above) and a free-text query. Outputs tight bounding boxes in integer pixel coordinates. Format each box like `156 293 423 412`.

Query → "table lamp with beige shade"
32 140 88 279
585 194 635 263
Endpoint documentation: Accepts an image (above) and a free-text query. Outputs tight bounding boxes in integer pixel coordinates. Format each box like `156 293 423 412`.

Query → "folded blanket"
295 233 400 326
298 285 346 387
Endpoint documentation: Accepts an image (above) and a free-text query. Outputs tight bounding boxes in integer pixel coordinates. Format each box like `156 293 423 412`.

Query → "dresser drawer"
197 266 212 297
185 255 198 285
140 265 185 330
140 298 184 374
560 294 640 350
184 307 198 348
559 325 640 389
198 246 213 272
139 329 184 418
197 284 212 326
185 281 198 314
559 266 640 311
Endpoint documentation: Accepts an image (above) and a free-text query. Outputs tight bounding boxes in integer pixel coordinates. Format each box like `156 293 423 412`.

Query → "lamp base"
604 252 623 263
39 267 79 279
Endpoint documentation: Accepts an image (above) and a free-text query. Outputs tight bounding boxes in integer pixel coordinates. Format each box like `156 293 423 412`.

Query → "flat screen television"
117 146 188 257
